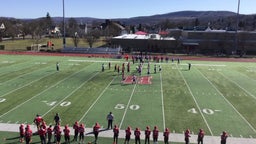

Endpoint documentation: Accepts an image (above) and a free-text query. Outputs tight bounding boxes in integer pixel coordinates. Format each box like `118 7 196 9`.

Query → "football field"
0 54 256 140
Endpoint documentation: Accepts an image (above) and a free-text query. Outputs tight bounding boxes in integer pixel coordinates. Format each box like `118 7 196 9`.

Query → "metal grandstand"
61 47 121 54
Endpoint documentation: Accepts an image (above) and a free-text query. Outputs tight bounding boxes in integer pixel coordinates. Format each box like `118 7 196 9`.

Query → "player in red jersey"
152 126 159 143
63 124 70 144
93 122 101 143
73 121 79 142
33 114 43 130
55 125 62 144
163 128 170 144
41 121 47 130
134 127 141 144
47 125 53 144
197 129 205 144
38 125 46 144
19 124 25 143
221 131 228 144
185 129 191 144
113 124 119 144
124 126 132 144
78 123 85 144
144 126 151 144
24 125 33 144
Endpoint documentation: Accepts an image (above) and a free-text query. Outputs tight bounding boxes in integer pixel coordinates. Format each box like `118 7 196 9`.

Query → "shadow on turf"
85 128 109 135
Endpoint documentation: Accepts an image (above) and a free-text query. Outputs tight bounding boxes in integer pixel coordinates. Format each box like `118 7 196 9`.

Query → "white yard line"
119 84 137 129
197 68 256 134
42 72 100 117
160 72 166 129
0 69 85 118
177 65 213 136
78 76 117 122
218 72 256 100
0 70 54 98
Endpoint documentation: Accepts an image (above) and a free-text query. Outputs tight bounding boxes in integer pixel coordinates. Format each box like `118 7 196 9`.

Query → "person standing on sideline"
221 131 228 144
197 129 205 144
113 124 119 144
38 125 46 144
55 125 62 144
24 125 33 144
78 123 85 144
93 122 101 143
19 124 25 143
107 112 114 129
47 125 53 144
185 129 191 144
54 113 61 126
56 62 60 71
134 127 141 144
124 126 132 144
163 128 170 144
152 126 159 143
73 121 79 142
33 114 43 130
63 125 70 144
144 126 151 144
188 63 191 70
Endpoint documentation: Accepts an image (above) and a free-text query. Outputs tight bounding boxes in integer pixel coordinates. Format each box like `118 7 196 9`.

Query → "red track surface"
1 51 256 62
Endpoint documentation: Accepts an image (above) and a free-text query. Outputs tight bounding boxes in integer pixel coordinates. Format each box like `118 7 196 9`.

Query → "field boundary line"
218 71 256 100
178 65 213 136
0 68 87 118
42 72 100 117
0 68 55 98
160 72 166 129
78 76 117 122
197 68 256 134
119 83 137 129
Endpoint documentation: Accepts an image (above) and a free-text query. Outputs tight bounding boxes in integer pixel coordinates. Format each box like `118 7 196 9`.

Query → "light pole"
62 0 66 49
235 0 240 54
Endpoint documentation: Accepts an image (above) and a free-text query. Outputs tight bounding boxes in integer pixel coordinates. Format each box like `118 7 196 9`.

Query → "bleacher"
61 47 121 54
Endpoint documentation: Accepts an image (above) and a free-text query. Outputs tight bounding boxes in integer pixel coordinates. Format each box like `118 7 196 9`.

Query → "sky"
1 0 255 19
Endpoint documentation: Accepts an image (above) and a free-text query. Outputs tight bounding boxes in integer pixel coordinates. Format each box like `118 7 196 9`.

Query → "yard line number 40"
188 108 221 115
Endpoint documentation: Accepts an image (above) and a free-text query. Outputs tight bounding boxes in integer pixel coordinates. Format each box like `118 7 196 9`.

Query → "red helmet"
165 128 169 131
146 126 149 129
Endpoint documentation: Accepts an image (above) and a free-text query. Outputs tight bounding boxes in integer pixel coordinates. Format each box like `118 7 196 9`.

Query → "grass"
0 37 106 51
0 54 256 143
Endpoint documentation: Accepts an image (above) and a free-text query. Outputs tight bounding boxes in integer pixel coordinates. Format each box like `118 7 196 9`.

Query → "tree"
84 29 100 48
66 18 80 47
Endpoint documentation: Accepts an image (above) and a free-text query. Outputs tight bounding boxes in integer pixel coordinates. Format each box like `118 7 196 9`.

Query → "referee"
106 112 114 129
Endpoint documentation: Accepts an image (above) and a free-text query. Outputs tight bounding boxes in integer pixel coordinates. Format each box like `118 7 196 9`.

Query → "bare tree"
84 29 100 48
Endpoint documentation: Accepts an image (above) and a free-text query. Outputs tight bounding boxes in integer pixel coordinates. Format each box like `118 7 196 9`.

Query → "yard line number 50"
115 104 140 110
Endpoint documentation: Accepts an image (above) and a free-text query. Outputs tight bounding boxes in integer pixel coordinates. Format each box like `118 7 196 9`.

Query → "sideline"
0 123 255 144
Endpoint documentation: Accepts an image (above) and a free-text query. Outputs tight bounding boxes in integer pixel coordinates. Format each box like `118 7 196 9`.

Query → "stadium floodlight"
62 0 66 49
235 0 240 53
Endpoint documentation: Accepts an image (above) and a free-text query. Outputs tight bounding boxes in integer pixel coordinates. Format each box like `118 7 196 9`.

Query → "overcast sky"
1 0 255 19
